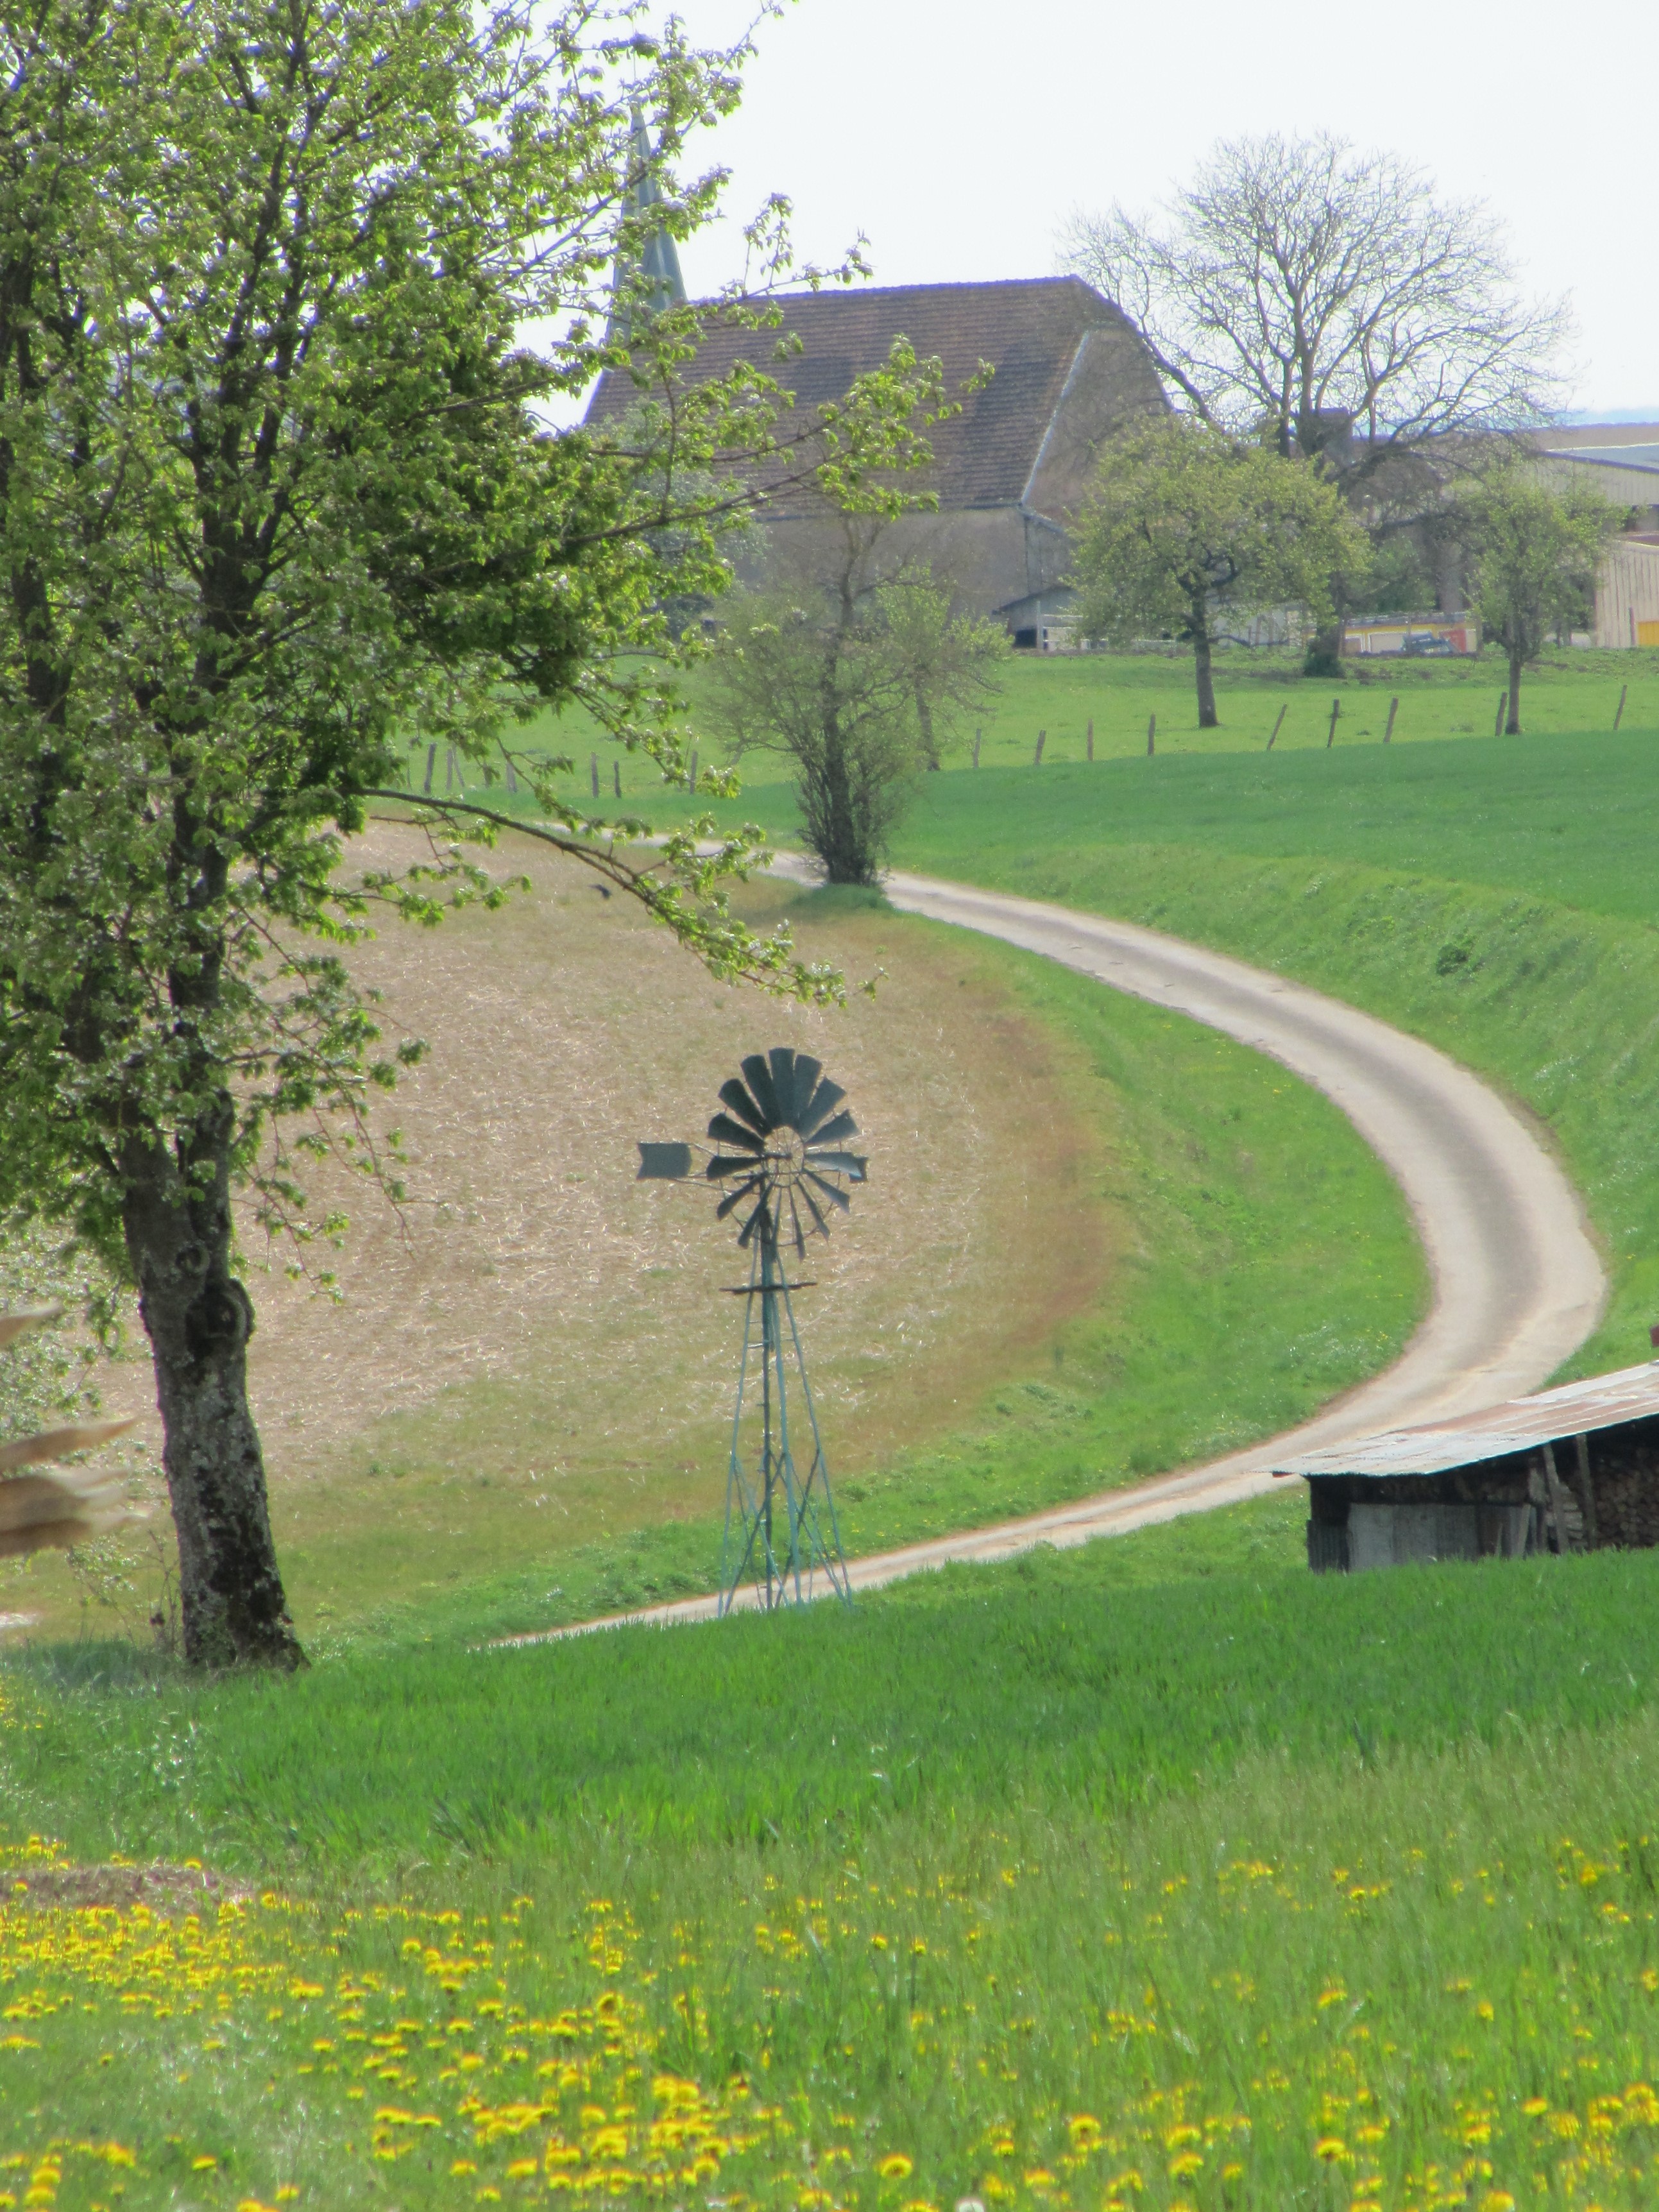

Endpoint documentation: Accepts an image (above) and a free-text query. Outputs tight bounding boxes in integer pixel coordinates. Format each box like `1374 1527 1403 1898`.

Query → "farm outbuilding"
1278 1361 1659 1571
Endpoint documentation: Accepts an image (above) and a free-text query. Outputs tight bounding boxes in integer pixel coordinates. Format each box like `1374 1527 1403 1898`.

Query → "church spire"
608 106 686 341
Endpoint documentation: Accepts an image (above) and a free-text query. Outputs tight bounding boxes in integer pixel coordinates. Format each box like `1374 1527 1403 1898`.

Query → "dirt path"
502 870 1604 1642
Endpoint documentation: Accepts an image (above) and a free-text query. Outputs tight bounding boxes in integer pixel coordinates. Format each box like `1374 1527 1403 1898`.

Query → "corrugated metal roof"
1277 1361 1659 1480
1541 441 1659 476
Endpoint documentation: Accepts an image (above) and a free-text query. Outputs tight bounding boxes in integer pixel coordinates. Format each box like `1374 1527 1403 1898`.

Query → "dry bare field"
27 826 1119 1635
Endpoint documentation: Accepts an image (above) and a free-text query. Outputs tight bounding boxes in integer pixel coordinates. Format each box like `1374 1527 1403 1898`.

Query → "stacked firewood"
1583 1447 1659 1551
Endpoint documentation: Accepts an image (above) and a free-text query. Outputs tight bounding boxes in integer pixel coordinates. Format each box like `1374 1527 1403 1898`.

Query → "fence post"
1034 728 1046 766
590 753 600 798
1384 696 1399 744
1146 713 1155 757
972 728 982 768
1267 704 1287 751
614 761 622 799
688 748 698 792
1086 718 1094 763
1614 684 1628 732
1326 698 1340 748
422 743 436 795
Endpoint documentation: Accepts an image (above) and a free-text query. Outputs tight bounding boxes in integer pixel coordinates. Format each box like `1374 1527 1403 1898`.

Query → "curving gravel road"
501 871 1605 1643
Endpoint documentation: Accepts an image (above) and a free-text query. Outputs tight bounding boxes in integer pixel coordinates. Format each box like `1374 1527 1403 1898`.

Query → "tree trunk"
122 1117 303 1670
1193 624 1219 729
813 724 874 883
916 688 939 770
1505 647 1523 736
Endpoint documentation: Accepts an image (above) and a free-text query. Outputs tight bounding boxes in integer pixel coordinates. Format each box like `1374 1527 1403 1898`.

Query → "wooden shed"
1277 1362 1659 1572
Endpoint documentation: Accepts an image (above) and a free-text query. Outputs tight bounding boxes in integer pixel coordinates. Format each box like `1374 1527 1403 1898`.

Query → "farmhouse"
1281 1361 1659 1570
583 276 1167 638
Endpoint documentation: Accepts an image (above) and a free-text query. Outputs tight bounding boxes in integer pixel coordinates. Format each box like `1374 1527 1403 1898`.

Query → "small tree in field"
1463 459 1619 734
708 535 1007 882
0 0 949 1668
1071 419 1365 727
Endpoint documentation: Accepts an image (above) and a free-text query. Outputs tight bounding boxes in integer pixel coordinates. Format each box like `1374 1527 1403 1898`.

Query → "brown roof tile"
583 276 1160 512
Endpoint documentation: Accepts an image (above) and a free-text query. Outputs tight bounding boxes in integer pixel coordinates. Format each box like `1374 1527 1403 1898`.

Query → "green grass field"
7 1509 1659 2209
13 655 1659 2208
881 727 1659 1379
413 645 1659 816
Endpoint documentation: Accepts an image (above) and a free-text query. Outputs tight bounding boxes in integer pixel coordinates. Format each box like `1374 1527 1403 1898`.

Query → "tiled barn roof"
583 276 1161 511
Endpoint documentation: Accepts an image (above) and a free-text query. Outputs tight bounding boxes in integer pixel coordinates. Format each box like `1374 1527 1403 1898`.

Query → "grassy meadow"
6 1506 1659 2208
414 645 1659 819
12 650 1659 2206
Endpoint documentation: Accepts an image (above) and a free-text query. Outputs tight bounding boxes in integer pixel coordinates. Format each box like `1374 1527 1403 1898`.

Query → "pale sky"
636 0 1656 421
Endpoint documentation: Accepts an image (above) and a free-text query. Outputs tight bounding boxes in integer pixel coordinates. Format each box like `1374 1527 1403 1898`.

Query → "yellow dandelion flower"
1314 2138 1348 2162
880 2154 914 2181
1522 2098 1548 2117
192 2156 219 2172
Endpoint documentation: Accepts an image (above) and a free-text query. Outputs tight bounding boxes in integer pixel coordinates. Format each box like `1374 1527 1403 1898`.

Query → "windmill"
638 1047 865 1615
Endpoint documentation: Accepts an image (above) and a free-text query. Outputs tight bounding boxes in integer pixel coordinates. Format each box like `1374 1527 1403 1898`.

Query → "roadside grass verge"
6 1514 1659 2206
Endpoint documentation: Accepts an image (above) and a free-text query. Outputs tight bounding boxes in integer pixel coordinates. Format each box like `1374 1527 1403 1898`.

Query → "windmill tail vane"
636 1046 865 1616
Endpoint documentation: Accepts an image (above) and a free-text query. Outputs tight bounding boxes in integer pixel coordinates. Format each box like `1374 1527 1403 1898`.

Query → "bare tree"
1061 135 1569 487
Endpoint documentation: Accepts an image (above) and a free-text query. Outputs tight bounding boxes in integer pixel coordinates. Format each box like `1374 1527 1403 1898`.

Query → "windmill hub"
768 1128 808 1178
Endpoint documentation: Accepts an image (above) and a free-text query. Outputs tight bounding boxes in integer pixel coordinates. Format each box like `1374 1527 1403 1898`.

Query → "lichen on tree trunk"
122 1124 303 1671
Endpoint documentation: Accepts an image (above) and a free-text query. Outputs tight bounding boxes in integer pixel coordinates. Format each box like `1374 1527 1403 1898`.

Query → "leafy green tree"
708 537 1007 883
1463 458 1619 735
1071 419 1365 726
0 0 946 1667
871 565 1008 771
